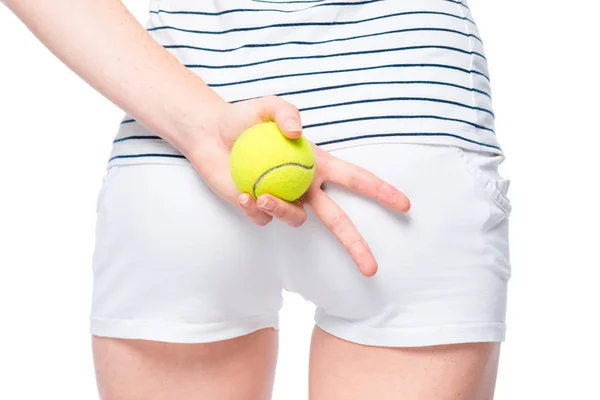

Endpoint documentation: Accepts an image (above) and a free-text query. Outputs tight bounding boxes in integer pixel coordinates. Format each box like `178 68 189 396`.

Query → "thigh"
309 327 500 400
93 328 278 400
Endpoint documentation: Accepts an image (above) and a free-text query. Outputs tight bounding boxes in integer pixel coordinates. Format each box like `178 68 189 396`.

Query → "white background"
1 1 599 398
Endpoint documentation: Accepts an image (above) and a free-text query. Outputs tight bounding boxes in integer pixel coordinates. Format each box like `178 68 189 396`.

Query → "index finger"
320 152 411 212
306 189 378 277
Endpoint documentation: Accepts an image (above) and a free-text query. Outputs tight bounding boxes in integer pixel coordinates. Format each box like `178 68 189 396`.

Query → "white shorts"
91 143 511 347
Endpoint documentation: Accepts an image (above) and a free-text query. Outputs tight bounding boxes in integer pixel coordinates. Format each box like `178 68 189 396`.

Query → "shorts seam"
90 313 279 343
316 315 506 347
92 312 275 326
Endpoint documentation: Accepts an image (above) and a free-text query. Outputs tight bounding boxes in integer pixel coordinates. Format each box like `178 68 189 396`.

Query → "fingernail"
258 198 275 211
380 184 410 211
240 197 251 208
350 242 377 277
284 119 302 133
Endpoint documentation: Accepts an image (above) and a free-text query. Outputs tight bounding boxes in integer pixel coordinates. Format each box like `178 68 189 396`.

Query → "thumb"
253 96 303 139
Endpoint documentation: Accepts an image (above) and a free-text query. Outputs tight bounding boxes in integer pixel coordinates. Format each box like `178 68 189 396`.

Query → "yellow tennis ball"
230 121 316 202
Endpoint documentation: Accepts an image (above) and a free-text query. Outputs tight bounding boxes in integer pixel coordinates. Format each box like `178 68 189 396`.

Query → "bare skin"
309 328 500 400
5 0 499 398
92 328 499 400
2 0 410 277
92 329 278 400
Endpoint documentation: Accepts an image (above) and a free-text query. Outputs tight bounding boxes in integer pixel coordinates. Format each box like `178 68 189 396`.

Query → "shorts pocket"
453 147 512 216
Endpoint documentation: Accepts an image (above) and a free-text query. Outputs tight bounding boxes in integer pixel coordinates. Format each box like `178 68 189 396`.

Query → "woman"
4 0 511 398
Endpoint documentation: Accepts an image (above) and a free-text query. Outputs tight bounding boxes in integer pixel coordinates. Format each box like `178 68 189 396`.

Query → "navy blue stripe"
113 135 162 143
446 0 469 9
114 135 161 143
120 82 493 129
274 80 486 99
303 115 494 133
232 89 493 117
186 47 488 76
208 64 492 94
116 92 495 132
148 11 476 35
252 0 327 3
118 89 496 130
109 132 499 159
152 0 386 16
252 0 468 6
299 97 494 118
108 153 186 162
316 132 500 150
164 27 482 54
121 119 135 125
235 80 484 100
251 82 492 114
152 1 470 18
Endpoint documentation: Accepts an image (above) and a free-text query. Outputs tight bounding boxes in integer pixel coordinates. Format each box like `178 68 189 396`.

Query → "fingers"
220 96 302 147
238 193 307 228
238 193 273 226
252 96 303 139
318 150 411 212
257 194 307 228
306 189 378 277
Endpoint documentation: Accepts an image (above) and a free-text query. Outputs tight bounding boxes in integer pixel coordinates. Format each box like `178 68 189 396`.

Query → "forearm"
3 0 226 152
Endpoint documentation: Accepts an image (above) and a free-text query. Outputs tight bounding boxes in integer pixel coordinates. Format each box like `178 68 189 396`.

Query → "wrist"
161 92 229 158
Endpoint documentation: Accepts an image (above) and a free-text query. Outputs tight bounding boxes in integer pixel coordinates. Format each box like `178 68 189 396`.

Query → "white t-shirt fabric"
108 0 500 165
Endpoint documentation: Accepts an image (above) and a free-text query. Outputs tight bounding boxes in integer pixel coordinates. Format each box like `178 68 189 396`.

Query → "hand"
185 96 411 277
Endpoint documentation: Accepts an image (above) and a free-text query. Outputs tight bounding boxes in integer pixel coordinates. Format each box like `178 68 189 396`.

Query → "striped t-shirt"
109 0 499 165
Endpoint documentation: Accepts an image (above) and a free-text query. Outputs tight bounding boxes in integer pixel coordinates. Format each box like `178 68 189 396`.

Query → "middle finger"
306 188 378 277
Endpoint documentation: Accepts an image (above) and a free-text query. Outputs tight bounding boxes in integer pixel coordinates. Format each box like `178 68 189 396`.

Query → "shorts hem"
90 314 279 344
315 316 506 347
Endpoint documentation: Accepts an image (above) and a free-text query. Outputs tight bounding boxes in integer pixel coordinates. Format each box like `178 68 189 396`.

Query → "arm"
3 0 411 276
3 0 224 154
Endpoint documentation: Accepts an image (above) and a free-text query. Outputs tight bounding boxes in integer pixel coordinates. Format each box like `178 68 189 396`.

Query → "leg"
93 328 278 400
92 164 283 398
278 144 510 399
309 327 500 400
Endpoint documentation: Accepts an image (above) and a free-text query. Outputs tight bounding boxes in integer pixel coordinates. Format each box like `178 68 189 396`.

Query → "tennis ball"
230 121 315 202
